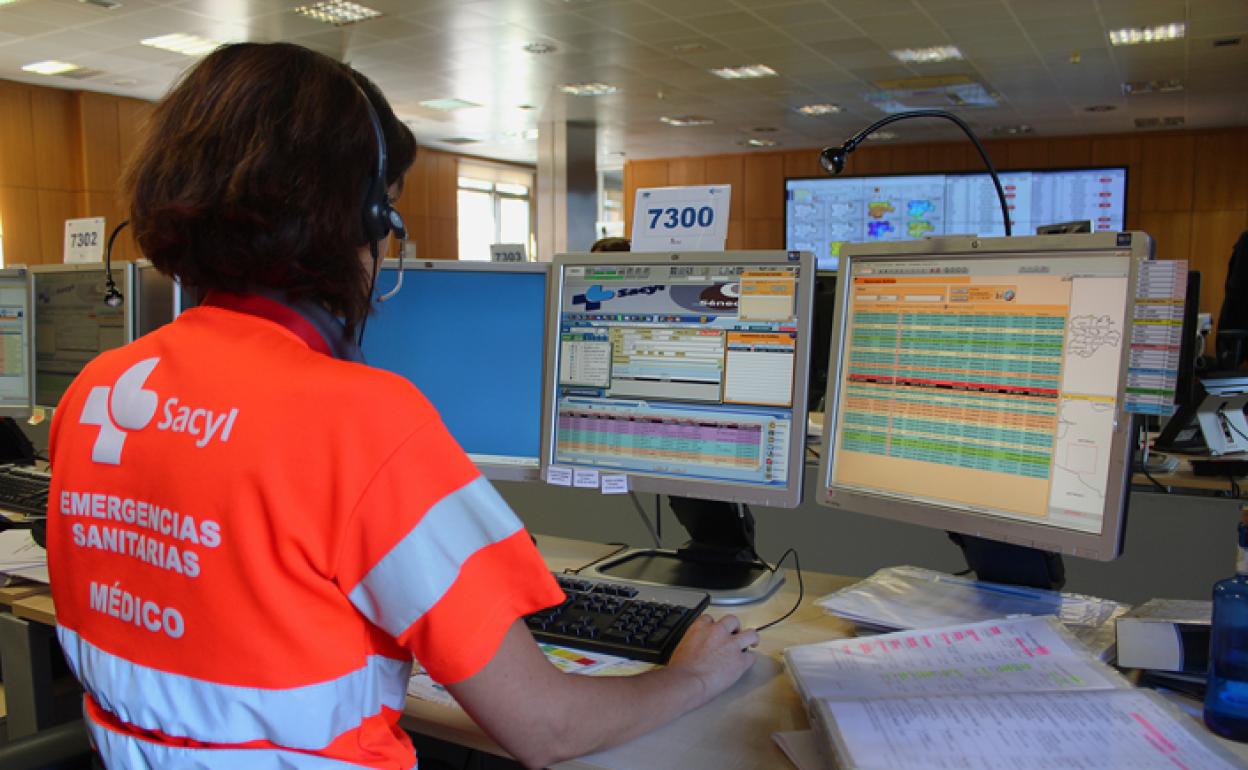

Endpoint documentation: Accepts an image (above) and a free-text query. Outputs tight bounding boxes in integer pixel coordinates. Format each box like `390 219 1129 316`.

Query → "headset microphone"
103 219 129 308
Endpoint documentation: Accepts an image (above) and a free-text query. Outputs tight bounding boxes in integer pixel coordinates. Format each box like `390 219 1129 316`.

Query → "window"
457 163 535 261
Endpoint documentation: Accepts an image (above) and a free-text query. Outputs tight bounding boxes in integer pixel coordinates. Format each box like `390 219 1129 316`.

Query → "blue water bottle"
1206 507 1248 741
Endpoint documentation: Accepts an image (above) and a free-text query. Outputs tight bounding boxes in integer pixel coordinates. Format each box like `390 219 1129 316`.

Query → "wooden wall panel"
78 92 122 193
623 160 669 236
891 144 930 174
116 98 152 173
1137 211 1193 262
1048 137 1092 168
742 154 784 220
1002 139 1050 170
783 150 820 179
1193 132 1248 213
667 157 706 186
0 186 41 265
0 81 36 188
928 142 972 171
744 218 782 249
31 88 79 192
36 189 79 264
430 152 458 221
704 155 744 221
1138 134 1195 213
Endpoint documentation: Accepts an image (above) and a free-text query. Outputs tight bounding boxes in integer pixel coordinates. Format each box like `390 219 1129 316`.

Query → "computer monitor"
360 260 548 482
133 260 175 338
817 233 1153 567
542 251 815 508
29 263 133 410
0 269 31 415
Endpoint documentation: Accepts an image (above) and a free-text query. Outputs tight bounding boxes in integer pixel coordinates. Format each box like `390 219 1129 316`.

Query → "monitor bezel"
0 267 31 417
133 259 177 339
783 166 1131 271
542 250 815 508
28 261 135 412
815 232 1153 561
374 258 551 483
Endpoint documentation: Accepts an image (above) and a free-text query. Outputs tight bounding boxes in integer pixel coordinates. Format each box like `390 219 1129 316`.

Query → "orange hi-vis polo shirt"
47 294 564 769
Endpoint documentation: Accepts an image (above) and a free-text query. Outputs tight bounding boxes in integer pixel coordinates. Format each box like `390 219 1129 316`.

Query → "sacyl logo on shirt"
79 357 240 465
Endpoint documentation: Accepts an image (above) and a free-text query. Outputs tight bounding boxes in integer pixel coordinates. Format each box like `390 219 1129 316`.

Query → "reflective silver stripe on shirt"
59 625 410 750
85 708 400 769
348 475 524 638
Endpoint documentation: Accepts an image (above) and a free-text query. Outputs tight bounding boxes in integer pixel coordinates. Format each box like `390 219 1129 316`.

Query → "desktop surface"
818 233 1148 560
361 261 547 478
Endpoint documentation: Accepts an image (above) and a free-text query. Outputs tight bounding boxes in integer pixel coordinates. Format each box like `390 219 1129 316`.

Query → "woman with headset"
45 42 757 769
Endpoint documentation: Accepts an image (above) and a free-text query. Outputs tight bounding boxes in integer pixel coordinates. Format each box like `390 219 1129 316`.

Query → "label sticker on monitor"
600 474 629 495
573 468 600 489
1126 259 1187 415
545 466 573 486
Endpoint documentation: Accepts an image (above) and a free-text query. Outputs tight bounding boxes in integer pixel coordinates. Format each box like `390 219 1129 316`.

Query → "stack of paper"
784 616 1246 770
815 565 1130 659
0 529 48 584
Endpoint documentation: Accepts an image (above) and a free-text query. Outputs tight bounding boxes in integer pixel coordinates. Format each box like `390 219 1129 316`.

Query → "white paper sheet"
815 689 1247 770
785 616 1126 702
0 529 49 584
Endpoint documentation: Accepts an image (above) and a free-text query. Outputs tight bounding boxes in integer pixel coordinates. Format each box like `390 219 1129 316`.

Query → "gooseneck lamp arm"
818 109 1012 237
103 219 129 308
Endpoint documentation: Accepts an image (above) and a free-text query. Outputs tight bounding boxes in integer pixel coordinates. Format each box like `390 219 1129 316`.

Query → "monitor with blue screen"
360 260 549 482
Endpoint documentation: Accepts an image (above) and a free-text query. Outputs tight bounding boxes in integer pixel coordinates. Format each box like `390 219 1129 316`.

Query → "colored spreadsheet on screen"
554 264 801 487
828 255 1130 535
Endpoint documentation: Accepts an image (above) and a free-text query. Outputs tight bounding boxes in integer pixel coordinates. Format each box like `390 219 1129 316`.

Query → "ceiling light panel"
891 46 963 63
140 33 222 56
559 82 618 96
796 103 842 115
418 98 481 111
710 64 777 79
21 60 80 75
1108 23 1185 46
293 1 381 27
660 115 714 126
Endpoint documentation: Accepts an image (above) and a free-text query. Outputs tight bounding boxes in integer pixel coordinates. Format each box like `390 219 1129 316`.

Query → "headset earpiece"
356 85 407 249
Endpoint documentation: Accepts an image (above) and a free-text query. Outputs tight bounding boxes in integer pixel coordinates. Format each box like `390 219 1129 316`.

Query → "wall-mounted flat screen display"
786 167 1128 271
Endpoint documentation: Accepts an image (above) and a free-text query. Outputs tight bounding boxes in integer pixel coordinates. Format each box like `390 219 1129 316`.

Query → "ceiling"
1 0 1246 165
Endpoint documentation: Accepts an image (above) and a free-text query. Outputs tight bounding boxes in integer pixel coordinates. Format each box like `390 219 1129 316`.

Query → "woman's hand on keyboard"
666 614 759 705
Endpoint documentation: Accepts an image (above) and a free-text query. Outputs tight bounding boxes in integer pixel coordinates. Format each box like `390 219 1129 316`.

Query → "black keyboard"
526 573 709 664
0 465 50 518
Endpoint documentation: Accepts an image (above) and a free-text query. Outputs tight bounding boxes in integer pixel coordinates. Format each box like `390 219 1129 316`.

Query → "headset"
355 79 409 345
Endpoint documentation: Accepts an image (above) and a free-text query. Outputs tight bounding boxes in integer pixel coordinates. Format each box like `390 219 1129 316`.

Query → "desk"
7 538 1248 768
400 536 858 770
0 585 54 739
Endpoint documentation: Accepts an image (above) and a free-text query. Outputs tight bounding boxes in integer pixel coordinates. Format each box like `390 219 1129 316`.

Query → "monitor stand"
1154 374 1248 456
947 533 1066 591
584 498 785 606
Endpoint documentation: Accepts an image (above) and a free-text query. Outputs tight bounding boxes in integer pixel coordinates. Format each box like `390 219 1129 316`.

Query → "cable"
628 491 662 549
356 239 381 347
1221 409 1248 444
655 493 661 542
564 543 630 575
756 548 803 632
377 236 406 302
1140 465 1170 495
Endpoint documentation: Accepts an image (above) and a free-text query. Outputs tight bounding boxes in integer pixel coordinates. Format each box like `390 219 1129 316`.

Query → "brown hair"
124 42 416 329
590 237 631 253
